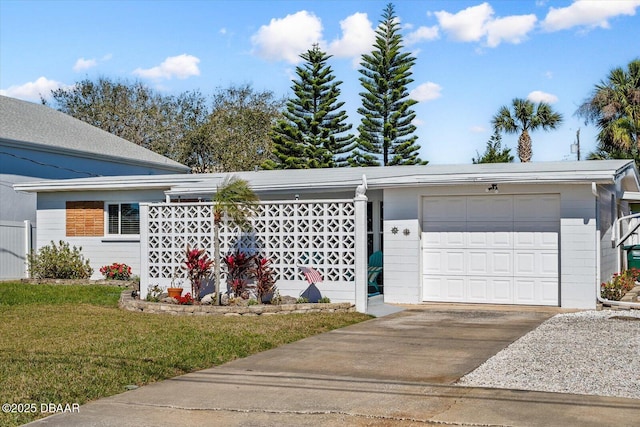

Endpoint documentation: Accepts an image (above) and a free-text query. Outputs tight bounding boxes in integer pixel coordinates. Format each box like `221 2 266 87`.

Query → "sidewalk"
27 306 640 426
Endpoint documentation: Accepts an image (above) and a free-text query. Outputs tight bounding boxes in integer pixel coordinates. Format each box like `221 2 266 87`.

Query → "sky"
1 0 639 165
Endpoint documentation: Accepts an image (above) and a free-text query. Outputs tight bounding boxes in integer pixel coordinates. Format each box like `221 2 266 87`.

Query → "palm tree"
576 58 640 160
492 98 563 162
212 176 259 304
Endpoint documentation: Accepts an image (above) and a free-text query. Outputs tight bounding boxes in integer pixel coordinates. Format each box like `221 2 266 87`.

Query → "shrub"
146 284 164 302
318 297 331 303
100 262 132 280
28 240 93 279
296 297 309 304
601 269 638 301
176 292 194 305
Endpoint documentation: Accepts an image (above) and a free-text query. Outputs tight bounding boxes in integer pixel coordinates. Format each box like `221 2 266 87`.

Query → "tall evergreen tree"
472 130 514 164
352 3 425 166
267 44 355 169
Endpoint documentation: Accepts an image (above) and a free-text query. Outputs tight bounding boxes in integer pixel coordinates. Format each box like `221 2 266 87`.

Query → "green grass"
0 282 371 426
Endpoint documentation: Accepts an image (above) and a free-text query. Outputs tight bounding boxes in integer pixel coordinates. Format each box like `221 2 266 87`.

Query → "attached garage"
421 194 560 305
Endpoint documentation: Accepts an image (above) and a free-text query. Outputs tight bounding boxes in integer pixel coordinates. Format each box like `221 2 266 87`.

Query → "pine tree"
472 130 514 164
267 44 355 169
352 3 426 166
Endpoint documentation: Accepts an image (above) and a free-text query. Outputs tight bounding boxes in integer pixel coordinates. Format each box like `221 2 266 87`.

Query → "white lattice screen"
144 200 356 286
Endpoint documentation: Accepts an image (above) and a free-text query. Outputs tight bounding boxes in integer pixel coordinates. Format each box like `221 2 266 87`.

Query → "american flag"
298 266 323 284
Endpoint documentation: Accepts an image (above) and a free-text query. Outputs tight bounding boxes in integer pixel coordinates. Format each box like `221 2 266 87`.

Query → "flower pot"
167 287 183 299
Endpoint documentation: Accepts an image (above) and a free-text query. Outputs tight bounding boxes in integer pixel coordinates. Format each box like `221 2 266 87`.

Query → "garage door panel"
514 251 558 276
423 250 467 275
422 198 466 222
514 229 558 248
513 278 558 305
515 195 560 221
467 196 513 222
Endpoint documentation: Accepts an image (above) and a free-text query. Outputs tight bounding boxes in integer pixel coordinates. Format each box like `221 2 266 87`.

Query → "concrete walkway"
27 305 640 426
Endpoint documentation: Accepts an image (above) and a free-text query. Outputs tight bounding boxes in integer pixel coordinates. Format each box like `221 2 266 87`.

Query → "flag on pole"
298 265 323 284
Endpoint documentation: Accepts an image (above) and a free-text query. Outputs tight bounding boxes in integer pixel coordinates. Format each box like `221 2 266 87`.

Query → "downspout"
592 182 640 309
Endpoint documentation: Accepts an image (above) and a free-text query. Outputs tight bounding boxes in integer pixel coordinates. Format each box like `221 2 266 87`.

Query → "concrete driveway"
27 305 640 426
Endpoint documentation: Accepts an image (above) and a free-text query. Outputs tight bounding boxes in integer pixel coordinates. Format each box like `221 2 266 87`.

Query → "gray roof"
0 95 189 173
14 159 640 195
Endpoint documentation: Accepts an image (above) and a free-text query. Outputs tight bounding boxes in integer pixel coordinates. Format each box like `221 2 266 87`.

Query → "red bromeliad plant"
183 245 213 301
252 255 277 303
223 250 255 297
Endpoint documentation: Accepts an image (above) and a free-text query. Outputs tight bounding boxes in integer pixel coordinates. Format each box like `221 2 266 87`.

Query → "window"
107 203 140 235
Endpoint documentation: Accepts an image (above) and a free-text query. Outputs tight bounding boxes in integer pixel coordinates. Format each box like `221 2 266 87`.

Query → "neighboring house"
14 160 640 311
0 95 190 279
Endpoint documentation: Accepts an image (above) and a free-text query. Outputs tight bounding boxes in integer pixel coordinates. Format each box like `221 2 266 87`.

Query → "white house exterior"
0 95 190 278
15 160 640 311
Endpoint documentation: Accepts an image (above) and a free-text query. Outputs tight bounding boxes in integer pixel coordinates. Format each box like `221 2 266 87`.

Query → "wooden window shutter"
66 201 104 237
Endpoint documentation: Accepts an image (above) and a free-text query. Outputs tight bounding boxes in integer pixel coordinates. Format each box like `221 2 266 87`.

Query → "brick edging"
118 291 355 316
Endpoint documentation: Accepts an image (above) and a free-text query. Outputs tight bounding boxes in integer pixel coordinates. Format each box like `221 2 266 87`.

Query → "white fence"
140 197 368 310
0 220 35 280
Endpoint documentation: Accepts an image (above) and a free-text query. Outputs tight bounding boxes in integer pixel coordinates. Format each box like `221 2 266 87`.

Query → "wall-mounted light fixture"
486 184 499 193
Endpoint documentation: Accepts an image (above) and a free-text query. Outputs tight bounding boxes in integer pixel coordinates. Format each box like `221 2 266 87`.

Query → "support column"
139 204 150 299
354 182 368 313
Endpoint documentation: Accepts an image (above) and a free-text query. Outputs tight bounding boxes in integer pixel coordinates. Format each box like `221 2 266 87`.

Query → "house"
0 95 190 279
14 159 640 311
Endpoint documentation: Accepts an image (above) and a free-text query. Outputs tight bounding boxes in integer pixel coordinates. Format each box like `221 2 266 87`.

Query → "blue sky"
1 0 639 164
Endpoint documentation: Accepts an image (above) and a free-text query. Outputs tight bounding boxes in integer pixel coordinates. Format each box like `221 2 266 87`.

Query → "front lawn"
0 282 370 426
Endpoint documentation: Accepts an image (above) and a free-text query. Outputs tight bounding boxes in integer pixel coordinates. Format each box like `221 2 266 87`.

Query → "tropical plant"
252 255 277 303
472 130 514 164
183 245 213 301
28 240 93 279
99 262 132 280
492 98 563 162
576 58 640 163
268 44 355 169
352 3 425 166
212 177 259 304
223 250 255 297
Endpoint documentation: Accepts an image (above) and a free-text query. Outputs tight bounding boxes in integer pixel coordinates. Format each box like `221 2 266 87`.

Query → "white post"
354 175 368 313
139 204 149 299
23 220 32 278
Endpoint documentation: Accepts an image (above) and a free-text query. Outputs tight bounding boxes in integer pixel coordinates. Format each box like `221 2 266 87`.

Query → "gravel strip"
457 310 640 399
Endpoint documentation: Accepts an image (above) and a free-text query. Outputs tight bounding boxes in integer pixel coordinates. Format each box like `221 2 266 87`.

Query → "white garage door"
422 194 559 306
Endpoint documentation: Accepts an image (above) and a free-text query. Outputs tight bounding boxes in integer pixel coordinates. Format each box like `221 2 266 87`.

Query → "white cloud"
434 3 493 42
133 54 200 80
485 14 537 47
73 57 97 72
470 125 487 133
328 13 375 59
410 82 442 102
251 11 324 64
0 77 66 101
527 90 559 104
405 25 439 45
434 2 537 47
542 0 640 32
544 71 553 79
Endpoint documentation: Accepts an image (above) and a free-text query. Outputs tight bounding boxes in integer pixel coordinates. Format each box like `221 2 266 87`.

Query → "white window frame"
106 202 140 236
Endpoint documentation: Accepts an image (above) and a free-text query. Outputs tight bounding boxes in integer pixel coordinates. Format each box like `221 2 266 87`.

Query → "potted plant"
167 277 184 299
